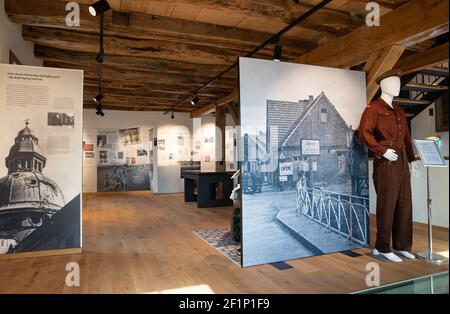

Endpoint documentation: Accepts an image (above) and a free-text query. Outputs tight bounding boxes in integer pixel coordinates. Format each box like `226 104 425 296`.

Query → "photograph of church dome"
0 121 80 254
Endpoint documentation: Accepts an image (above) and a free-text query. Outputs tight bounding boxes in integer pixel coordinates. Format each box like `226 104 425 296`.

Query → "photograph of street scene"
239 58 369 267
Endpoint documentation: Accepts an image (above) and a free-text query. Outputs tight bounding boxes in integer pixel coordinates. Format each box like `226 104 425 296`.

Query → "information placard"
414 139 447 167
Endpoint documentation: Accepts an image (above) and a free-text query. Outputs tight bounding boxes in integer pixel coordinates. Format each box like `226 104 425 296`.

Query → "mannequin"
358 70 419 262
380 76 420 179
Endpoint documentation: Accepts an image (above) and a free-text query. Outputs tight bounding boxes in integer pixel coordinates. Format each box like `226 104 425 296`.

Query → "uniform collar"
379 98 401 111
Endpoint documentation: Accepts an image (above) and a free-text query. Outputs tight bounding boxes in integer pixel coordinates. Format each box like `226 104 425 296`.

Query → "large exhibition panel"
0 64 83 256
239 57 369 267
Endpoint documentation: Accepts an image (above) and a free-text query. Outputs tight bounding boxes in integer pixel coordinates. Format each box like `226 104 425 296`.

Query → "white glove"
410 161 421 179
383 149 398 161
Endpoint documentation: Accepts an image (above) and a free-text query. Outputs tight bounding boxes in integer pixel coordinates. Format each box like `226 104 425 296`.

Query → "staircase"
393 66 449 119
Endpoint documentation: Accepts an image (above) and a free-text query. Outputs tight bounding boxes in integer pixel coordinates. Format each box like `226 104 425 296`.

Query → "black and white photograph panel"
0 117 82 254
239 57 369 267
119 127 140 146
0 64 83 256
47 112 75 128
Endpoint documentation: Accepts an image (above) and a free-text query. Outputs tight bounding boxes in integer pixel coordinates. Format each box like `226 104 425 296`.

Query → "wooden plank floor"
0 191 447 294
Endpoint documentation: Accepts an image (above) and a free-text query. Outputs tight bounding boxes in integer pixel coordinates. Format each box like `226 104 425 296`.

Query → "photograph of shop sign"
239 57 369 267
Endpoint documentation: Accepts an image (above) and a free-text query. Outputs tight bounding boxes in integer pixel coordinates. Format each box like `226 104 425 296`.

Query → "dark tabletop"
182 170 235 176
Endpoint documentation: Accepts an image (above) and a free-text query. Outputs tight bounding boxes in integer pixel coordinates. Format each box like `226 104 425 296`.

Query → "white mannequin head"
379 76 401 97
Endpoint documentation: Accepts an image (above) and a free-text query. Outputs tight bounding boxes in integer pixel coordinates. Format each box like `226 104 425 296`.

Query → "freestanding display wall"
0 64 83 257
239 57 369 267
96 127 153 192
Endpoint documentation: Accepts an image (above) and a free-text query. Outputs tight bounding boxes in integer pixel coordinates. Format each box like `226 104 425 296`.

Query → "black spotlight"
93 94 103 103
171 111 175 119
190 95 199 106
273 39 282 62
96 105 105 117
96 49 105 64
89 0 111 17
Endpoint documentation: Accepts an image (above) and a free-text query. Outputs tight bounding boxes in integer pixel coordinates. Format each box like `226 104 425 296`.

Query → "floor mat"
194 229 241 266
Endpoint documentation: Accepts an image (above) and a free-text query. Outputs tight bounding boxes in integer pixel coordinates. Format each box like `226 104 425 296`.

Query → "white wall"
368 102 449 228
411 102 449 156
369 160 449 228
83 109 192 193
0 0 42 66
192 113 236 172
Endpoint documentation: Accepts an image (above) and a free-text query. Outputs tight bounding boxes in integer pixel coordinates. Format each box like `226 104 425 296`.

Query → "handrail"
296 186 370 246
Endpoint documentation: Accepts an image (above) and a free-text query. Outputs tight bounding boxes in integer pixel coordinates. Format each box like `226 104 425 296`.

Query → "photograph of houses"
239 57 369 267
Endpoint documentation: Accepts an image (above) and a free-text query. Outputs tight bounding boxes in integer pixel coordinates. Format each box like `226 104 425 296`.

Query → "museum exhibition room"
0 0 449 300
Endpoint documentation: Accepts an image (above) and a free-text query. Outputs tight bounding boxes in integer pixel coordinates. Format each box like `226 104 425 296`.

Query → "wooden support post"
215 106 226 171
226 103 239 126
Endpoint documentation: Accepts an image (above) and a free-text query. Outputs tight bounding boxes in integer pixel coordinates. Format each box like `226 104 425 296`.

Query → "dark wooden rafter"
191 0 449 118
5 0 448 115
5 0 366 39
34 45 237 77
6 0 317 54
6 0 342 112
395 43 449 75
296 0 449 68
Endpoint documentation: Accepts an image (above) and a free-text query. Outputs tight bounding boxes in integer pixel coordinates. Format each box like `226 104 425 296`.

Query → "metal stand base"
416 251 447 264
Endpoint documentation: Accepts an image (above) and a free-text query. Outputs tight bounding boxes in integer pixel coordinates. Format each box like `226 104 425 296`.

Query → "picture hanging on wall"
84 152 95 159
119 127 140 146
83 142 94 152
157 139 166 151
97 135 108 148
239 57 369 267
177 135 185 146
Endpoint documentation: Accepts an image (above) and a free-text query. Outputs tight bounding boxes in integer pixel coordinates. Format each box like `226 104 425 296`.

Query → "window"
320 108 328 123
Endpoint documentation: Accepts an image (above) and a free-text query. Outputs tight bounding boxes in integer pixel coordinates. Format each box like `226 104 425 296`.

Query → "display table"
183 170 234 208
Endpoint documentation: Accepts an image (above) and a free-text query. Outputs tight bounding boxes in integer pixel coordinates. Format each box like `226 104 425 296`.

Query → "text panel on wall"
239 57 369 267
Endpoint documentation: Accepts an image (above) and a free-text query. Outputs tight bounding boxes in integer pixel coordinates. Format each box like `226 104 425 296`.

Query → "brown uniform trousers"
373 144 412 253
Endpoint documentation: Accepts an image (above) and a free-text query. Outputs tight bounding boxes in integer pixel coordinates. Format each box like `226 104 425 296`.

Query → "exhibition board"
239 57 369 267
0 63 83 257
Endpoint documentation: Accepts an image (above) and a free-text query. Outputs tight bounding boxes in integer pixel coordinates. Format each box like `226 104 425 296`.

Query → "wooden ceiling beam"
84 103 192 112
83 85 225 103
364 45 406 102
166 0 364 36
190 0 449 118
84 77 234 97
5 0 316 53
5 0 359 45
25 25 303 67
83 91 197 110
296 0 449 68
83 79 231 99
23 26 239 65
35 45 237 78
395 42 449 75
43 60 237 89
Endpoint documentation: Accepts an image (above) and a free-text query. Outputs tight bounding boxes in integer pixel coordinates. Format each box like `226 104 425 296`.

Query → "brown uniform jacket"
358 98 415 163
